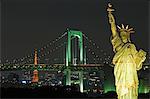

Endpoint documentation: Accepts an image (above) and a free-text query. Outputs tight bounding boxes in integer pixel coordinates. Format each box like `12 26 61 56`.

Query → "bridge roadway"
1 63 149 71
0 64 104 71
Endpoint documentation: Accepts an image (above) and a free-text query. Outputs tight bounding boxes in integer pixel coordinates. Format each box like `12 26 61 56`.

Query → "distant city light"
22 81 27 84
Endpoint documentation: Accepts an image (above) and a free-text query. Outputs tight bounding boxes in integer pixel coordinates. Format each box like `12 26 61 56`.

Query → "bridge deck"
1 63 149 71
0 64 104 71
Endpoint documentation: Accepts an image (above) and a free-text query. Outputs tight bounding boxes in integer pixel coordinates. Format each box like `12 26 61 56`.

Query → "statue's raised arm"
107 3 118 37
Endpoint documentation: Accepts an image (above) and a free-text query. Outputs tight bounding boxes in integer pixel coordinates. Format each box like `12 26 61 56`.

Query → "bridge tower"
65 28 84 92
32 49 39 83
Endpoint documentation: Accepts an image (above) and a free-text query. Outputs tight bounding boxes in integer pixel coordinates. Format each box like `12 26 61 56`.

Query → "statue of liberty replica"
107 3 147 99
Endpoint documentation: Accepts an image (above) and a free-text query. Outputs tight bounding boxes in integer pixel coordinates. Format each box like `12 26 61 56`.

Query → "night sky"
0 0 149 63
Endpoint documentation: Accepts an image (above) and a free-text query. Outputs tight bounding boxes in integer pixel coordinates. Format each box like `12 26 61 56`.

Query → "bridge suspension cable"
20 32 67 65
82 33 111 64
4 32 67 65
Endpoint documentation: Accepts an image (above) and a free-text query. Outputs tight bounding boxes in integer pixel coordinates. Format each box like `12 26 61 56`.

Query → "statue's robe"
111 34 145 99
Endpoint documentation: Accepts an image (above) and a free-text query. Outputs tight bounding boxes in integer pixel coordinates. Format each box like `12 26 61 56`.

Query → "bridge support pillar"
79 71 83 93
66 67 71 85
65 28 84 92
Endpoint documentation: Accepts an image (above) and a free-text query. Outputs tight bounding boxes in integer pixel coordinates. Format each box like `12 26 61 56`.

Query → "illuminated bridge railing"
0 64 104 71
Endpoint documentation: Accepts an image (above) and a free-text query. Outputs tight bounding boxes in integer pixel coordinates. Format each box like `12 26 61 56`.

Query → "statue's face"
120 31 129 43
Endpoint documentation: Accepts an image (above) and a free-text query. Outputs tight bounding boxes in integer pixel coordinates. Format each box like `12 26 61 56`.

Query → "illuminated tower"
32 49 39 83
65 28 84 92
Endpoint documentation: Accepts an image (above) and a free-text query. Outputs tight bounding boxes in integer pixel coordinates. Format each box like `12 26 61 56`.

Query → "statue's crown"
117 24 135 34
